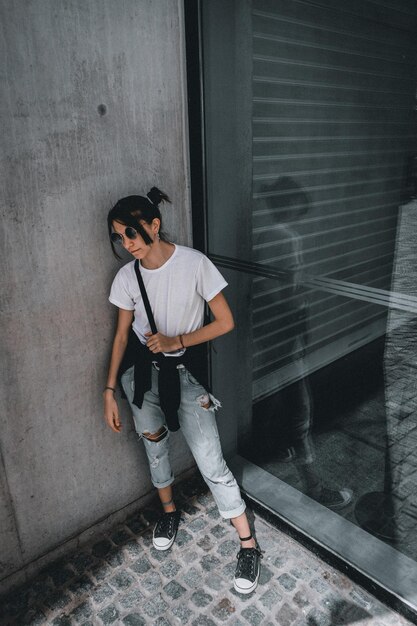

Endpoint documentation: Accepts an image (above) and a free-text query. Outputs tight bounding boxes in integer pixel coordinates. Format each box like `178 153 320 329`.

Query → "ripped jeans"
121 364 246 520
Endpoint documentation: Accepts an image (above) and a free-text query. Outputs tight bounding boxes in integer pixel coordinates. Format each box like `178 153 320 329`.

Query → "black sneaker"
233 546 263 594
315 487 353 510
152 511 181 551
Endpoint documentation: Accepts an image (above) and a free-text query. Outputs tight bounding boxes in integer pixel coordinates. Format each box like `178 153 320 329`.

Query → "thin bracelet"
103 386 116 393
179 334 185 349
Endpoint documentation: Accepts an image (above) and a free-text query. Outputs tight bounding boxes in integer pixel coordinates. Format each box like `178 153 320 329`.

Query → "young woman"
103 187 262 594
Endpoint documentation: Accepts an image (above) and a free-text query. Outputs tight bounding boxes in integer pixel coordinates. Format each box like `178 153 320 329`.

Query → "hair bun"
147 186 171 206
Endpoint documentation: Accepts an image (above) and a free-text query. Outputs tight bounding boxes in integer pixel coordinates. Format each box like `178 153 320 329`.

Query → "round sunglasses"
110 226 139 246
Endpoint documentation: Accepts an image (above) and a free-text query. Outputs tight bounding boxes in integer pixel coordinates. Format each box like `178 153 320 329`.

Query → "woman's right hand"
103 392 122 433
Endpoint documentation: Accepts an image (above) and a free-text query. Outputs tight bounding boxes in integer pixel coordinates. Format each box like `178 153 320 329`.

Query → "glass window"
200 0 417 611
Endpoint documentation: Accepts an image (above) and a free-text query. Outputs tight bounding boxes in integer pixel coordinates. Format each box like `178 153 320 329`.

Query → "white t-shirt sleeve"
109 267 135 310
195 255 228 302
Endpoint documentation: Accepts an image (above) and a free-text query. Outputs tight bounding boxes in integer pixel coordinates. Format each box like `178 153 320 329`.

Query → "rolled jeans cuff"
218 500 246 520
151 476 175 490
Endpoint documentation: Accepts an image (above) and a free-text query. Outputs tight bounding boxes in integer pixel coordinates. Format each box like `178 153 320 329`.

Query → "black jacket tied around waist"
118 329 209 432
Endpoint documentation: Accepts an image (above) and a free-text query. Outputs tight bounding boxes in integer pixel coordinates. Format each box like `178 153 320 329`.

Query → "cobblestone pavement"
0 474 414 626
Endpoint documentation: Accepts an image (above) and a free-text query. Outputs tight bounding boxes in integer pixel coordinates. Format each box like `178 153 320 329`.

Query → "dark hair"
107 187 171 259
261 177 310 222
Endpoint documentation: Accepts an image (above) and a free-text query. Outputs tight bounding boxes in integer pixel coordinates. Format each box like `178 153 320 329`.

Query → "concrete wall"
0 0 194 591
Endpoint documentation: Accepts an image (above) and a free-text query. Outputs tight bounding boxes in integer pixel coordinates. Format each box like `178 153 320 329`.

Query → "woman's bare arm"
103 308 134 432
145 292 234 354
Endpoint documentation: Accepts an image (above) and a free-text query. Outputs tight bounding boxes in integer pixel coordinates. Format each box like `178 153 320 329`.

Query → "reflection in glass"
355 193 417 553
201 0 417 606
249 178 352 509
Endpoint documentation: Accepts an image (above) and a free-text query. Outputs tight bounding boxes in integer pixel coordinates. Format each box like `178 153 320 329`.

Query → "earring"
156 231 160 241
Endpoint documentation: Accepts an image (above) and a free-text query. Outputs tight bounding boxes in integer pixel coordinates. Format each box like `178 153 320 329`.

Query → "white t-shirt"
109 244 228 352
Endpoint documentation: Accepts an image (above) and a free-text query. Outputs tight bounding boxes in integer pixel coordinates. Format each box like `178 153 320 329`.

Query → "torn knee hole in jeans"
141 426 168 442
196 393 222 411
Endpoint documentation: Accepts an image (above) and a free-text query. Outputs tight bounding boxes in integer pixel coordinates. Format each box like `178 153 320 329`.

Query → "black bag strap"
134 260 158 335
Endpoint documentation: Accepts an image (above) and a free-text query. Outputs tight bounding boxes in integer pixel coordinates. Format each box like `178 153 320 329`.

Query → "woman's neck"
140 240 175 270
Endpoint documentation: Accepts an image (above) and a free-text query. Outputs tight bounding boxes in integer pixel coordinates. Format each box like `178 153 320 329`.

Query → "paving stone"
51 615 73 626
142 593 169 618
28 579 52 601
206 507 220 520
230 587 256 601
70 552 97 573
290 567 306 580
204 573 224 592
163 580 187 600
105 548 125 567
153 618 172 626
201 554 222 572
272 555 286 569
330 599 371 623
180 476 207 498
126 515 149 535
187 517 207 533
123 540 143 559
122 614 147 626
142 571 162 594
217 540 236 558
197 535 215 552
110 528 132 545
2 474 414 626
67 575 95 598
92 539 113 558
184 567 202 589
130 556 152 575
176 529 193 546
191 589 213 607
160 559 181 578
181 502 201 516
293 589 310 608
258 564 274 586
210 524 227 539
276 602 298 626
97 604 120 624
22 608 47 625
118 588 144 610
211 597 236 621
306 607 330 626
182 549 200 564
70 600 93 622
90 562 113 582
91 583 115 604
309 577 331 594
191 617 217 626
43 562 74 587
149 546 171 562
241 605 265 626
43 590 72 611
141 508 161 525
138 532 153 549
172 604 193 624
197 493 214 507
259 587 283 610
278 573 297 591
109 570 135 590
222 560 236 578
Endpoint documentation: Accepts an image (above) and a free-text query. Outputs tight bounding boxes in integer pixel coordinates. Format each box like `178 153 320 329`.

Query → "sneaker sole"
152 531 177 551
233 573 259 595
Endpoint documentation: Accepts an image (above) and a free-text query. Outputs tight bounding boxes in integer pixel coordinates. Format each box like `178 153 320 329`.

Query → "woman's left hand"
145 331 180 354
